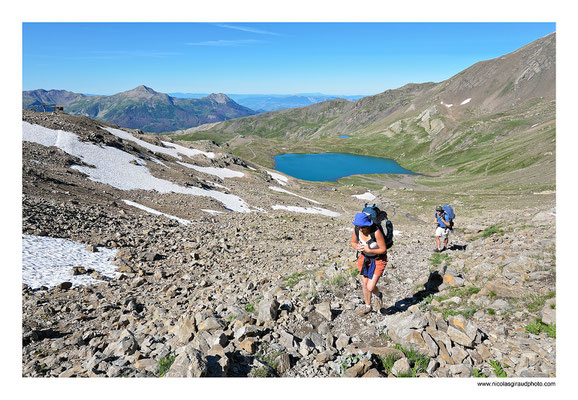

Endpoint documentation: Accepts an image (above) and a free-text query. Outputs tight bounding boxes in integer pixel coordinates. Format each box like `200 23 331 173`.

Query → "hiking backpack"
442 204 455 230
360 203 394 249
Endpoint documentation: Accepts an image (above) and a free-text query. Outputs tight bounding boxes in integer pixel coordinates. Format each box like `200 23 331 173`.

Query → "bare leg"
361 276 371 305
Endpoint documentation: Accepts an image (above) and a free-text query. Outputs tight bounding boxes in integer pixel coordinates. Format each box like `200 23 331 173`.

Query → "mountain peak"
208 93 232 104
129 85 158 94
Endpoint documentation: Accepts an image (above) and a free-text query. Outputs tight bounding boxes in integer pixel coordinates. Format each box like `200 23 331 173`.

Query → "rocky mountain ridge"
22 86 257 133
21 110 555 378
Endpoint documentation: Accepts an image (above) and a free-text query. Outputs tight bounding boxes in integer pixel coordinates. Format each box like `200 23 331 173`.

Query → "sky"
22 22 555 96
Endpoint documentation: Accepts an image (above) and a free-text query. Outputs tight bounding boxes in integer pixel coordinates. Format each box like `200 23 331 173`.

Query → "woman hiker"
350 212 387 316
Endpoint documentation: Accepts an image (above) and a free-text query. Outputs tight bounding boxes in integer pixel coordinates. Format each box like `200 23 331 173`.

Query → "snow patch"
441 101 453 108
460 98 471 105
352 192 376 201
22 235 119 289
123 200 192 225
269 186 320 204
178 161 244 179
267 171 289 186
272 205 340 217
22 122 251 213
103 126 215 159
202 209 225 215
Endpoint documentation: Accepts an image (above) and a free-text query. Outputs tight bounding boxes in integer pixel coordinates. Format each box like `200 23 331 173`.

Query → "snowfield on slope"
22 121 252 212
22 235 119 289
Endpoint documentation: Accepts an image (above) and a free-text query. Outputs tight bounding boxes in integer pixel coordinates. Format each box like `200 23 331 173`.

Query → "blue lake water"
338 135 350 139
274 153 415 182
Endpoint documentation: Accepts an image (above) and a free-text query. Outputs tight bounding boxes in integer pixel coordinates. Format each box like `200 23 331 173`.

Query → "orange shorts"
357 253 387 278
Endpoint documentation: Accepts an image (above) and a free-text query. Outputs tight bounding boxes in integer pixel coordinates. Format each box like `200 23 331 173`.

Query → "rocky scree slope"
21 112 555 378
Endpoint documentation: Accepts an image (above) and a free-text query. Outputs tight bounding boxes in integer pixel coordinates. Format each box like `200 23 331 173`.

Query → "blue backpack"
359 203 394 249
442 204 455 230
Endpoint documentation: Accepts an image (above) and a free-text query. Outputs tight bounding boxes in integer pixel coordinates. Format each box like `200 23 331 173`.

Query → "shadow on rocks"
382 271 443 316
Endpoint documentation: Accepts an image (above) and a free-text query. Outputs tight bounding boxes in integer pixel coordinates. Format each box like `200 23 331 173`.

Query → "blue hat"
353 212 373 227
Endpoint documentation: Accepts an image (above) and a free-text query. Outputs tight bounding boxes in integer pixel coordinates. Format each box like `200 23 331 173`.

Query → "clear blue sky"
22 22 555 96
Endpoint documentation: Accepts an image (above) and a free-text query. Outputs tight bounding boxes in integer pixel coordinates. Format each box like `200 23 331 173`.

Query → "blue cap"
353 212 373 227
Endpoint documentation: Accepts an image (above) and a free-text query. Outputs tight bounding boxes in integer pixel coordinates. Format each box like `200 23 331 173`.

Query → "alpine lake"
274 153 415 182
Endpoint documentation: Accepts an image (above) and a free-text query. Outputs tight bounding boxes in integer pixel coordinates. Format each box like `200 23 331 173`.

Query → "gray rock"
335 333 350 350
170 314 196 343
197 316 223 332
278 330 297 350
165 345 208 377
421 330 439 357
391 358 411 376
315 302 333 321
449 363 472 377
426 359 440 374
447 326 474 348
257 296 279 322
541 298 556 324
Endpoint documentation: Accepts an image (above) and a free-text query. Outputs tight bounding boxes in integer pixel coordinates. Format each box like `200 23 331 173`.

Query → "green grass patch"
481 224 505 238
282 272 309 288
429 253 451 266
519 291 556 313
245 303 256 313
430 305 477 320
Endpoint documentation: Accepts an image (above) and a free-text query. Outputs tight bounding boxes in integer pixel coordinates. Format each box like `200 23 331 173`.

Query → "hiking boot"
433 248 441 253
357 304 372 316
373 291 383 312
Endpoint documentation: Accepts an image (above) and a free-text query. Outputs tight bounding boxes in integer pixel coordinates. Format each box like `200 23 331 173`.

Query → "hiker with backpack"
434 205 454 252
350 210 388 316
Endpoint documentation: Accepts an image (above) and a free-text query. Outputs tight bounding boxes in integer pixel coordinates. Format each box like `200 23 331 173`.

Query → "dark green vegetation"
157 354 176 377
525 319 556 338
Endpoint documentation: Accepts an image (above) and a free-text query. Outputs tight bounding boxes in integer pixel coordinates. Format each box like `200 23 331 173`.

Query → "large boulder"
165 345 208 377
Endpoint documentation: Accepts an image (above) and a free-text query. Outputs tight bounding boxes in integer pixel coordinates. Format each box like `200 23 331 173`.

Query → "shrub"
525 318 556 338
329 273 348 288
378 353 401 374
394 344 430 375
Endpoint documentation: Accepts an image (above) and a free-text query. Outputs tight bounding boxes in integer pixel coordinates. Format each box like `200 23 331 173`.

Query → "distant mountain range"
169 93 365 112
22 86 257 133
